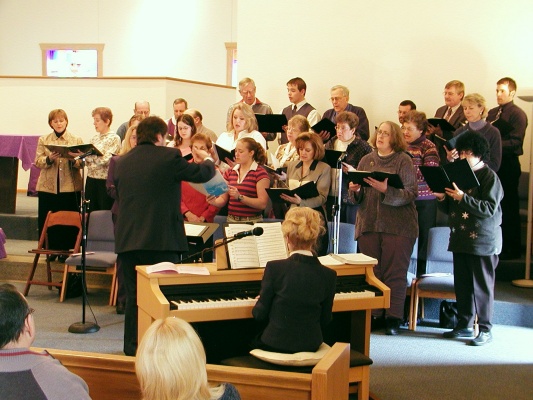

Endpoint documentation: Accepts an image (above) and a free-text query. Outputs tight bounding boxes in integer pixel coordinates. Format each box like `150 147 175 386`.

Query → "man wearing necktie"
427 80 467 164
280 77 320 144
487 77 528 260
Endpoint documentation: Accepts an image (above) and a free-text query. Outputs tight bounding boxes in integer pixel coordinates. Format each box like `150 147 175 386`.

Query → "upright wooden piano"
137 259 390 362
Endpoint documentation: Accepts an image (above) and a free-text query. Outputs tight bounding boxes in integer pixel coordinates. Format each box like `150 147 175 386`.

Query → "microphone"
234 227 264 239
73 149 94 160
337 152 347 163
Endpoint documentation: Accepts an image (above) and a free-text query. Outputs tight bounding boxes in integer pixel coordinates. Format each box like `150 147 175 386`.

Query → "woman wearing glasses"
402 110 440 275
348 121 418 335
324 111 372 223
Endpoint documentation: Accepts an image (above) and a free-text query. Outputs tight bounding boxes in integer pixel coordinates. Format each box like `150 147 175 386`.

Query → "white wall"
0 0 236 85
237 0 533 166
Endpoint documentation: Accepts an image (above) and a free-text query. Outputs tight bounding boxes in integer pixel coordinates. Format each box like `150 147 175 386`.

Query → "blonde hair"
288 115 310 133
136 318 225 400
120 125 137 155
282 207 325 253
462 93 488 119
226 102 258 133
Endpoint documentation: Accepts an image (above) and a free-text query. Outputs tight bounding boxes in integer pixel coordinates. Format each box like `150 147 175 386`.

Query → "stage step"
0 193 38 241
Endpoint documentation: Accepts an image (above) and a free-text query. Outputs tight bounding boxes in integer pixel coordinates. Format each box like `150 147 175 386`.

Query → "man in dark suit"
113 116 215 356
428 80 467 163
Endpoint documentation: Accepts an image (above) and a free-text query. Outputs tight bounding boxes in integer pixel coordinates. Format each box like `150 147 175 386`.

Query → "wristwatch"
238 194 244 202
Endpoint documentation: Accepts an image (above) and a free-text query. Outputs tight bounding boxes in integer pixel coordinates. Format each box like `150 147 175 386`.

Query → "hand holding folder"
345 171 404 189
419 158 479 193
265 181 319 203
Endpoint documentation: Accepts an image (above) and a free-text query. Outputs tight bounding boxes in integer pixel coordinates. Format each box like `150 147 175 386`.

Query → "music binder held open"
221 222 288 270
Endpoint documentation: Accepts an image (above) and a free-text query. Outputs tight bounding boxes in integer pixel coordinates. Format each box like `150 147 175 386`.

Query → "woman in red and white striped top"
207 138 269 222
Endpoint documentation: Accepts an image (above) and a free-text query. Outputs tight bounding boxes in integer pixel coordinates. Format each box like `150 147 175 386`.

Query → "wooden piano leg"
350 310 371 356
137 308 154 346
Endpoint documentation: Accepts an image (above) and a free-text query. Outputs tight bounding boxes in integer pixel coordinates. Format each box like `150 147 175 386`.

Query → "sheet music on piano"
224 222 288 269
319 253 378 265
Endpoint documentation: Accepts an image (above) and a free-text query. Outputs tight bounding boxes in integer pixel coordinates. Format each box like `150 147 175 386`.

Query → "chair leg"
411 288 420 331
109 267 117 306
59 266 70 302
46 256 53 290
24 254 41 296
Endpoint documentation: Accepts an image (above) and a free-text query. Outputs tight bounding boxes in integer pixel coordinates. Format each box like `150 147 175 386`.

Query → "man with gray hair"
0 283 90 399
322 85 369 140
227 77 275 142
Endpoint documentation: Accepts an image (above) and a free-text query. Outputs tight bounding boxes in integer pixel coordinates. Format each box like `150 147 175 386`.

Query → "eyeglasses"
401 126 418 132
177 126 191 131
335 125 349 131
376 130 390 137
330 97 346 102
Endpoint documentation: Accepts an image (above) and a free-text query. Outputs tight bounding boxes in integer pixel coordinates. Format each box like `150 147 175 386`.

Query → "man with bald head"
184 108 218 143
166 98 188 141
321 85 369 141
116 100 151 141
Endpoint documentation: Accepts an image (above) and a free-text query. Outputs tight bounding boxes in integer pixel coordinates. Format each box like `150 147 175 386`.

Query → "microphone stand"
69 154 100 334
179 235 247 265
330 154 345 254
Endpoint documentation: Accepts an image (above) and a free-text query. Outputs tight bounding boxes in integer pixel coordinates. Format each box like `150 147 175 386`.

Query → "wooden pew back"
35 343 349 400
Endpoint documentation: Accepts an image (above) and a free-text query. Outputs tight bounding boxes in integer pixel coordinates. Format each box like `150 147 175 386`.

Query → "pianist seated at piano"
252 207 337 353
207 137 269 223
136 317 241 400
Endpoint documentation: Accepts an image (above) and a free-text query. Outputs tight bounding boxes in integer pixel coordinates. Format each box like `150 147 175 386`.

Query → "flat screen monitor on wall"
40 43 104 77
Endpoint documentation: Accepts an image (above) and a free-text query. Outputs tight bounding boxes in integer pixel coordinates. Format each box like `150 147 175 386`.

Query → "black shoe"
48 255 58 262
116 303 125 315
385 318 401 336
469 331 492 346
58 255 68 263
443 327 475 338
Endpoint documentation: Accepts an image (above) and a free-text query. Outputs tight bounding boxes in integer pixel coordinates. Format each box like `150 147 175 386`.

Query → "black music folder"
491 118 514 136
428 118 456 132
419 158 479 193
255 114 288 133
265 181 319 203
44 143 103 158
345 171 404 189
262 165 287 175
312 118 336 139
434 134 452 151
215 144 235 163
322 149 345 168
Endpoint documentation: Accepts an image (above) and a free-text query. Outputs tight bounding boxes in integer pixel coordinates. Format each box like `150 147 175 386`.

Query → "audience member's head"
370 121 407 152
136 317 227 400
443 80 465 108
402 110 428 143
0 284 35 349
397 100 416 124
128 114 144 128
330 85 350 113
173 98 188 119
282 207 325 253
133 101 151 119
190 133 213 164
287 77 307 105
295 132 325 161
462 93 488 119
174 113 197 146
92 107 113 133
48 109 69 131
136 116 167 145
227 102 258 133
237 137 268 165
496 77 517 105
238 77 257 106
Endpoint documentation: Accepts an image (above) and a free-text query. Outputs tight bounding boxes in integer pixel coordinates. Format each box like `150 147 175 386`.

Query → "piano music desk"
137 260 389 359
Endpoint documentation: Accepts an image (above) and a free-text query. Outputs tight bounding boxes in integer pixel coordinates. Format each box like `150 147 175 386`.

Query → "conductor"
113 116 216 356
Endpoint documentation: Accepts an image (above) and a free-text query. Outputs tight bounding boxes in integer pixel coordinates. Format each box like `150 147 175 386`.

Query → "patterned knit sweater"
407 135 440 200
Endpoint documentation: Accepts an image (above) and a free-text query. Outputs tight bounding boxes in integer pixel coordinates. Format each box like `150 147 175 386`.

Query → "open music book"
319 253 377 266
146 262 210 275
224 222 288 269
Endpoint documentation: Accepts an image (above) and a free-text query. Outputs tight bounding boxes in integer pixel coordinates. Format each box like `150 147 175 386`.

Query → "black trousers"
414 199 437 275
85 177 114 212
120 250 182 356
497 155 521 255
453 252 497 332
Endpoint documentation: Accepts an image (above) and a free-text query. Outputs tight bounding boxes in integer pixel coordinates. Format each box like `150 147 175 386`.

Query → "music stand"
179 222 219 263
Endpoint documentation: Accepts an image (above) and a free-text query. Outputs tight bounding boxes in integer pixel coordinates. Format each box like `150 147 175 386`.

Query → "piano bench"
222 350 373 400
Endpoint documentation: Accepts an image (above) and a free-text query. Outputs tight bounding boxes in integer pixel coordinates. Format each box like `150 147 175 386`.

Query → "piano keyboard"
170 290 375 310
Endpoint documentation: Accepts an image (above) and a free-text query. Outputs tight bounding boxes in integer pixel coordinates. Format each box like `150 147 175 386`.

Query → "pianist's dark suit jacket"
252 253 337 353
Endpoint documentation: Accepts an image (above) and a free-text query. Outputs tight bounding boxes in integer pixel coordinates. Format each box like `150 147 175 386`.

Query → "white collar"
289 250 314 257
